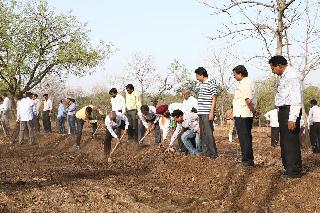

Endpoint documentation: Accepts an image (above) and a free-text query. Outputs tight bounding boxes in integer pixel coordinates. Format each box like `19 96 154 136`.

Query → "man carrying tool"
75 105 104 149
104 111 129 162
138 105 158 144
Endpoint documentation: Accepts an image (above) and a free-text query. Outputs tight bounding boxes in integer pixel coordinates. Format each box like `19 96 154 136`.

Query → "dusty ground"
0 126 320 212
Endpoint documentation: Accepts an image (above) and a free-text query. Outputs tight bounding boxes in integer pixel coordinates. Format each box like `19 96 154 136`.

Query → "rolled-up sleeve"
105 118 118 138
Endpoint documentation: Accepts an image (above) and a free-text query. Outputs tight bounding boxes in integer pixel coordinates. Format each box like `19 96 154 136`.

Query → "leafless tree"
206 50 237 125
125 52 157 103
201 0 320 144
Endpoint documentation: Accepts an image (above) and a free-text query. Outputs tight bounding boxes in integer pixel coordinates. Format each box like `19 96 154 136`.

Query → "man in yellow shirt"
125 84 141 142
75 105 104 149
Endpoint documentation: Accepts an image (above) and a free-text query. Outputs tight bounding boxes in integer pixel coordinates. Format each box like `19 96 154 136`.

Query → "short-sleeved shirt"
197 78 217 115
232 77 256 118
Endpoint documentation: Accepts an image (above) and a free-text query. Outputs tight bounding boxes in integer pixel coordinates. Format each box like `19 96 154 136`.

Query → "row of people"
1 55 316 179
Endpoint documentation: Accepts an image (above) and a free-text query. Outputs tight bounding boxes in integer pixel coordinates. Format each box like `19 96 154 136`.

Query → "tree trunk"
301 104 311 148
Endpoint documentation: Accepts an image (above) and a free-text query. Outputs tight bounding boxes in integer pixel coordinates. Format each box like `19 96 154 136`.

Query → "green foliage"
0 0 113 97
304 86 320 112
76 92 111 114
255 76 277 123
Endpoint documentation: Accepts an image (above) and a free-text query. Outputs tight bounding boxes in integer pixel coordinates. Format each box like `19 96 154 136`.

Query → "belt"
227 118 233 120
277 105 290 110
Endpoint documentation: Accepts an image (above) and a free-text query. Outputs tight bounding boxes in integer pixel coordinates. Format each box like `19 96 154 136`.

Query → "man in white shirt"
232 65 258 167
264 108 280 147
1 93 12 136
17 92 36 144
182 89 198 113
167 109 201 155
104 111 129 158
42 94 53 132
269 55 302 178
137 105 158 143
109 88 126 114
32 94 41 132
308 99 320 153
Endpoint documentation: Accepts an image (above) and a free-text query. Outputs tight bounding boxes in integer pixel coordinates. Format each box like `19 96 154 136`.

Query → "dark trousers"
138 121 160 144
42 111 51 132
127 110 138 141
234 117 254 164
68 115 76 135
198 114 217 157
33 115 40 132
104 120 125 157
138 121 145 141
278 107 302 177
57 116 66 134
271 127 280 147
75 118 97 147
310 122 320 152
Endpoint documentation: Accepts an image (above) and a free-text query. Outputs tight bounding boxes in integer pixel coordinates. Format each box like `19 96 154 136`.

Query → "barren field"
0 126 320 212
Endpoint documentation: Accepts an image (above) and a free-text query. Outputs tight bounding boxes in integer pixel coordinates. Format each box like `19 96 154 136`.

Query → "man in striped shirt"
195 67 218 158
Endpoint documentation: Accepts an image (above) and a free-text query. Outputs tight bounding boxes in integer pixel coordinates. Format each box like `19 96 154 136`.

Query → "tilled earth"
0 126 320 212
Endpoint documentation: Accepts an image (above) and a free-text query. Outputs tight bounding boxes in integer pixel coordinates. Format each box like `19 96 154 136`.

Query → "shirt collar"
280 66 289 78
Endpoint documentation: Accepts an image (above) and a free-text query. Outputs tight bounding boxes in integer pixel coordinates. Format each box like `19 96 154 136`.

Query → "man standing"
66 98 77 135
32 94 41 132
232 65 257 167
269 55 303 178
42 94 53 133
308 99 320 153
57 100 67 134
125 84 141 142
225 106 234 143
195 67 218 158
182 89 198 113
264 108 280 147
17 92 36 144
1 93 12 136
109 88 126 113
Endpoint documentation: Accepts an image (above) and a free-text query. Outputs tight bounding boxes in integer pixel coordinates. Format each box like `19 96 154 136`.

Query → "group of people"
1 55 319 179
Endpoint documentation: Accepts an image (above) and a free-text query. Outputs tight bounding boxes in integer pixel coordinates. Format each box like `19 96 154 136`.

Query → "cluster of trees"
0 0 113 97
1 0 319 128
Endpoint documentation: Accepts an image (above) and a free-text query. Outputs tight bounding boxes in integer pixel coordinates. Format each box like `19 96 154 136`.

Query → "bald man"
182 89 198 113
104 111 129 158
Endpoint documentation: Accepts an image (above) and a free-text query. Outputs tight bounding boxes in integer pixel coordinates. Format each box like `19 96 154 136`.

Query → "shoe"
242 161 254 167
76 145 80 150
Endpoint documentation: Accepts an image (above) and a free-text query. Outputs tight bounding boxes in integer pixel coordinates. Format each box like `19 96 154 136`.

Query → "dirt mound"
0 127 319 212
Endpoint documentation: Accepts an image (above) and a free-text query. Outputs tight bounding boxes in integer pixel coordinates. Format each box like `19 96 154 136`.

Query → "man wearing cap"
125 84 141 142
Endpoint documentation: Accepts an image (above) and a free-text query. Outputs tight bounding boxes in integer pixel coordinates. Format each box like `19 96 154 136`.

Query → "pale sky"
47 0 319 91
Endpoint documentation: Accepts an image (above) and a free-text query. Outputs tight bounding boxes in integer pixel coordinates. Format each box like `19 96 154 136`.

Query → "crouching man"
166 109 201 155
104 111 129 159
75 105 104 149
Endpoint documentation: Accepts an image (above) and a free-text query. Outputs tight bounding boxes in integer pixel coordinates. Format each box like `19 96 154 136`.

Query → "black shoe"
242 161 254 167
